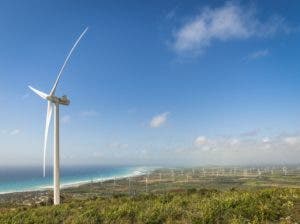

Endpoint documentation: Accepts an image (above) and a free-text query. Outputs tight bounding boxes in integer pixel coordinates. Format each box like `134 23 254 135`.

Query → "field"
0 166 300 223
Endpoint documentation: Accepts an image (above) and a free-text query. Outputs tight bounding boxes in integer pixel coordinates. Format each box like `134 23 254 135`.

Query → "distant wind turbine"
29 27 88 205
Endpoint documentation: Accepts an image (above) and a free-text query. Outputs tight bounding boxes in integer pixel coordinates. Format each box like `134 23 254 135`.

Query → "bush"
0 188 297 224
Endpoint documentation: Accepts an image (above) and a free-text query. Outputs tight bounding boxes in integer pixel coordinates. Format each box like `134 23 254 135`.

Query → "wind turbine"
29 27 88 205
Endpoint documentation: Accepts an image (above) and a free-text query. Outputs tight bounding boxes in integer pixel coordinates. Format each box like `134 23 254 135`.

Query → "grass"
0 188 298 224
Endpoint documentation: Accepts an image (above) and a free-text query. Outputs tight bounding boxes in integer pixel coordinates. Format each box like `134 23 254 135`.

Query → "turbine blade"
43 101 53 177
28 86 48 99
50 27 88 96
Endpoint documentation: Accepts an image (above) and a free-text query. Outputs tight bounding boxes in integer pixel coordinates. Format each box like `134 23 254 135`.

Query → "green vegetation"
1 167 300 223
0 188 298 223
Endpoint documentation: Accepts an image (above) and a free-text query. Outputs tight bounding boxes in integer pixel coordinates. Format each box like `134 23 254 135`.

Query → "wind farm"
1 166 300 222
1 0 300 223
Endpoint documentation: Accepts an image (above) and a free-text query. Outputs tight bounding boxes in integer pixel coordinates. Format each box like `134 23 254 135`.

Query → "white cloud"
1 129 21 135
80 110 99 117
22 93 30 99
262 137 270 143
262 143 271 150
194 136 207 146
229 138 239 146
10 129 20 135
127 108 137 114
172 2 290 55
61 115 71 124
150 112 169 128
283 136 300 146
57 132 300 166
248 49 269 60
92 151 103 158
173 133 300 164
240 129 259 137
166 6 178 20
108 142 129 149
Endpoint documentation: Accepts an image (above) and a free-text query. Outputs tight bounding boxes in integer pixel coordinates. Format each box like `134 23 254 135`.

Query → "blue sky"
1 0 300 166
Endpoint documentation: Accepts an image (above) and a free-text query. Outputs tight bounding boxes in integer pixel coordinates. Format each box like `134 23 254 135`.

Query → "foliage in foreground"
0 188 297 224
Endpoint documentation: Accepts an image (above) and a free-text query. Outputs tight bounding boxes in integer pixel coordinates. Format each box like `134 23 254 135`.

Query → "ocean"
0 165 152 194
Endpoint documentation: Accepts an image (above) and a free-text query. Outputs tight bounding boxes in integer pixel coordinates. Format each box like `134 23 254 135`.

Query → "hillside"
0 167 300 223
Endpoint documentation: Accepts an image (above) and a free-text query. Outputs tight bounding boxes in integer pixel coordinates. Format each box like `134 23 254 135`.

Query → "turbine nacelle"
47 95 70 105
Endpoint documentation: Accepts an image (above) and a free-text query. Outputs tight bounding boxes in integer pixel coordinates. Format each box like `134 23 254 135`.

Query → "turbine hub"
47 95 70 105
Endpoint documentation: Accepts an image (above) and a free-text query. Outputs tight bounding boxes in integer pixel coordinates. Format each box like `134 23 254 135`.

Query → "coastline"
0 166 156 196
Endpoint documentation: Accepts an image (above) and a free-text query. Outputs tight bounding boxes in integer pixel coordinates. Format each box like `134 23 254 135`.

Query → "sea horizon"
0 165 156 195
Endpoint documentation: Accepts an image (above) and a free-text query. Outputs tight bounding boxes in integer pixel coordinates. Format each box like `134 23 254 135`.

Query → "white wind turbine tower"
29 28 88 205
